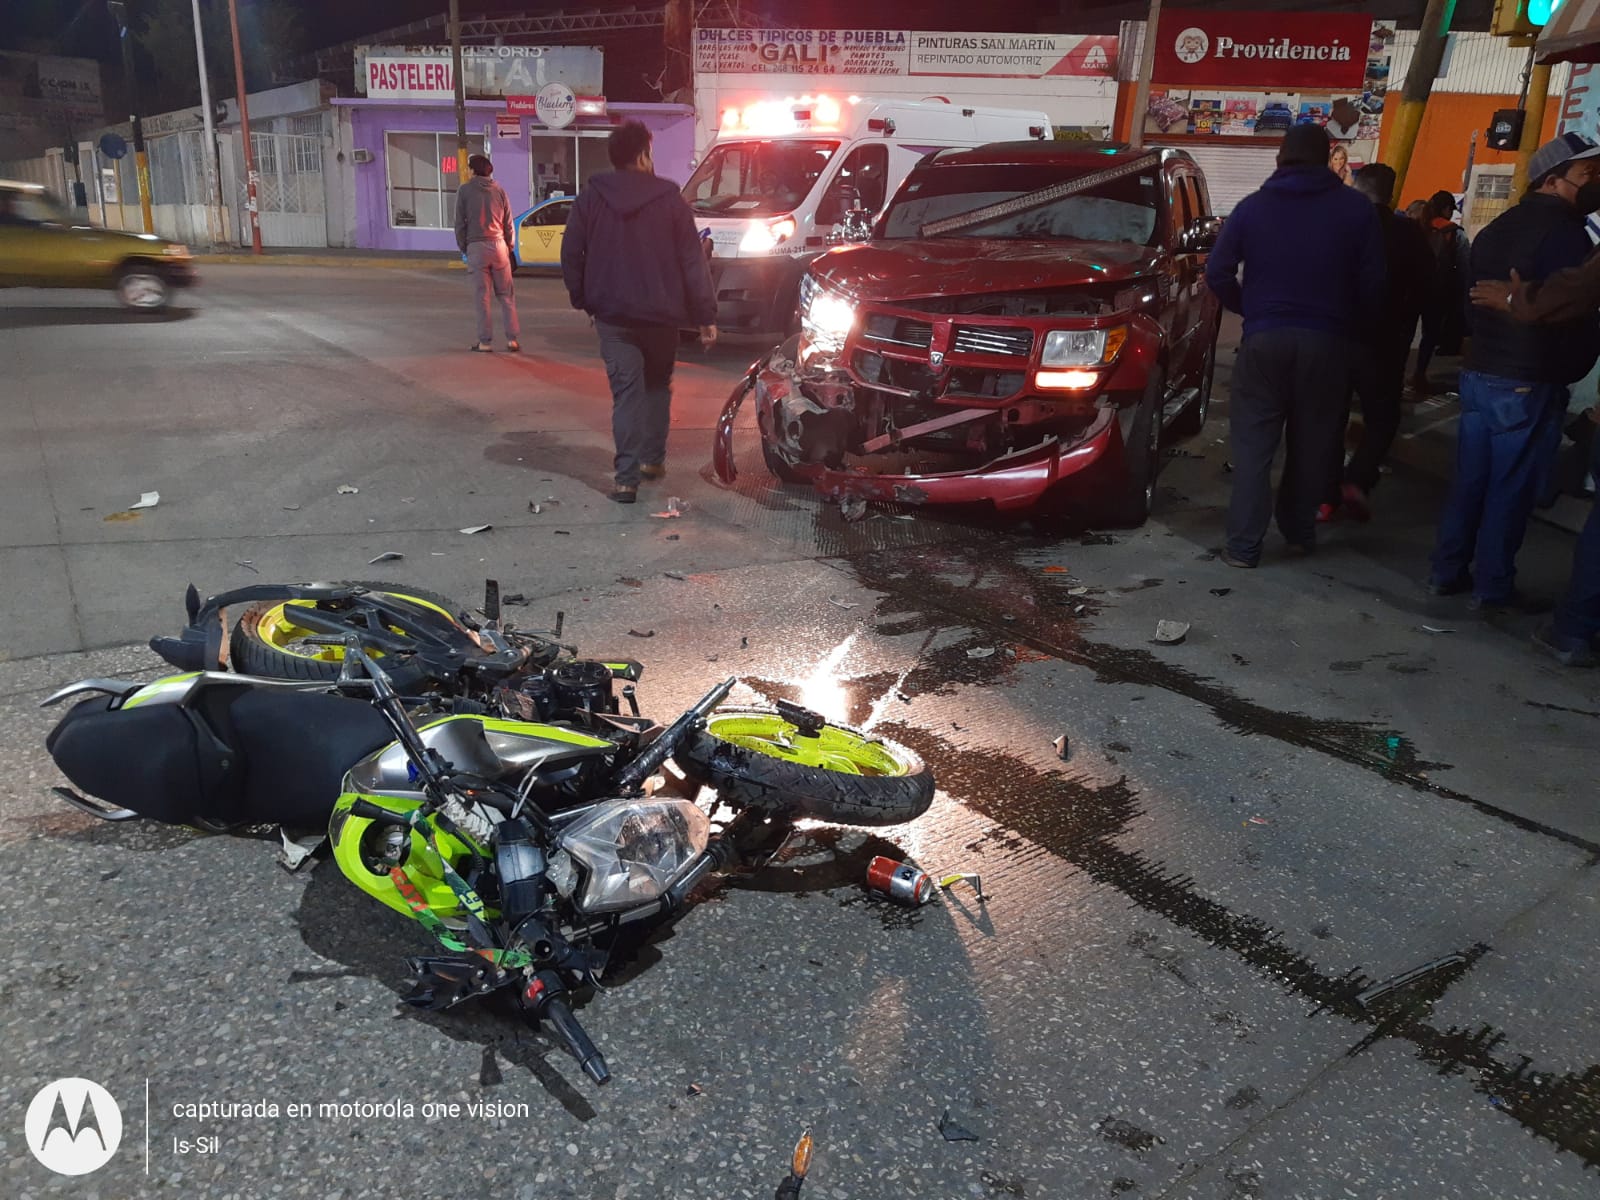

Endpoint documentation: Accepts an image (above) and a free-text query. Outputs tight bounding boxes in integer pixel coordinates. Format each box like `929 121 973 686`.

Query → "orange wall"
1380 91 1561 205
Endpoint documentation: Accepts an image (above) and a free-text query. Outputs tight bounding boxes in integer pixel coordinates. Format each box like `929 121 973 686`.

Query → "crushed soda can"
865 856 935 906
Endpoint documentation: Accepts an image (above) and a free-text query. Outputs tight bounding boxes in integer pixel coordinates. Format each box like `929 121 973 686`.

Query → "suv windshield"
683 140 840 217
0 188 73 226
881 163 1161 246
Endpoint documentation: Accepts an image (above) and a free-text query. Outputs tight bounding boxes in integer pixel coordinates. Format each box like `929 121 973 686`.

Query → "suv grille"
863 314 933 349
952 325 1034 357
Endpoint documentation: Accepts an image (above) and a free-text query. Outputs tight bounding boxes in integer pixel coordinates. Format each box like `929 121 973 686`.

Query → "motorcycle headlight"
1040 326 1127 367
557 799 710 914
800 278 856 354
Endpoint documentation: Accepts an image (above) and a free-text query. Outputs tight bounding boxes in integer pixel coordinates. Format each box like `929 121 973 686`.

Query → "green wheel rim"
704 713 909 777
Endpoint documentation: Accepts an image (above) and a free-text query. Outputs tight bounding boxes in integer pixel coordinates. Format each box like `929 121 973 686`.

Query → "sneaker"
1316 503 1338 524
1426 574 1471 597
470 341 493 353
1220 550 1257 569
1469 590 1551 615
640 463 666 481
608 486 637 504
1533 623 1596 667
1340 484 1372 522
506 340 521 353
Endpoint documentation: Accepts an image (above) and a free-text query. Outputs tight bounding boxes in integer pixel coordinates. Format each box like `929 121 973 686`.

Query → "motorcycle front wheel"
675 708 933 826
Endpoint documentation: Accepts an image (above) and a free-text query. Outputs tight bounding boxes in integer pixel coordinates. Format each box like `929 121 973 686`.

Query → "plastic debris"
628 629 655 638
554 529 571 535
774 1128 814 1200
966 646 996 659
1067 586 1090 596
665 533 680 541
130 491 160 509
459 524 493 535
740 636 749 649
938 873 987 902
1420 625 1456 634
1210 587 1232 597
1247 816 1271 825
1052 733 1070 761
367 551 403 564
1152 620 1190 645
277 828 324 872
664 571 686 581
528 502 542 514
653 497 685 518
1043 565 1070 574
282 504 301 511
839 495 868 522
235 560 257 573
502 593 530 606
336 484 359 495
686 1082 704 1097
938 1109 981 1142
828 596 858 609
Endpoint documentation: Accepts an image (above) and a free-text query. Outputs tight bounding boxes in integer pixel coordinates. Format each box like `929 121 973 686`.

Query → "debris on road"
774 1128 814 1200
1053 733 1071 761
459 524 493 535
528 502 542 514
235 560 258 573
938 873 987 902
1246 816 1271 826
1043 565 1070 574
103 511 140 523
866 856 935 906
839 495 868 522
130 491 160 509
278 828 324 872
628 629 655 638
966 646 996 659
653 497 685 518
282 504 301 511
1420 625 1456 635
367 551 403 564
686 1082 704 1097
1354 952 1470 1009
740 636 749 649
664 571 686 581
502 593 530 606
336 484 359 495
617 577 644 588
938 1109 981 1142
1210 587 1232 597
1067 586 1090 596
1152 620 1191 645
828 596 858 609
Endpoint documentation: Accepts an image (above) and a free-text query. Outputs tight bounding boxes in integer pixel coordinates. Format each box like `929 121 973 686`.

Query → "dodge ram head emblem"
929 350 944 367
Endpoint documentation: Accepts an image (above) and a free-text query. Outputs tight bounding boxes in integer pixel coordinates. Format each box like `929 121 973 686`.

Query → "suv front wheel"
1098 369 1165 527
115 265 171 311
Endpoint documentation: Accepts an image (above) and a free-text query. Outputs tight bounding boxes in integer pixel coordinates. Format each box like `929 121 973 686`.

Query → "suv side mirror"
1181 215 1222 253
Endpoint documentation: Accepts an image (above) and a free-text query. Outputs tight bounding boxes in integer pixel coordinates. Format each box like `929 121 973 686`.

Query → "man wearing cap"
1205 123 1385 568
1428 132 1600 611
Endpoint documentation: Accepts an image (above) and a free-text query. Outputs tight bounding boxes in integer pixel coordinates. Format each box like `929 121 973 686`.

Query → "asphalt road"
1 268 1597 1200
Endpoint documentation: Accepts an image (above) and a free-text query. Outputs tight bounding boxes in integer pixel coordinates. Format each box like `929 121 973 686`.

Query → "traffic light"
1492 0 1562 40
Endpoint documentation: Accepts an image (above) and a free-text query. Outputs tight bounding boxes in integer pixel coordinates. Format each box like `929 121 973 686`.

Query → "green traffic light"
1528 0 1561 26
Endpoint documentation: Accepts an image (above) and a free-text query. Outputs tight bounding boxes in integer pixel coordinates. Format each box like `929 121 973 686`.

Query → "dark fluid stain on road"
839 543 1600 858
1527 700 1600 720
1097 1116 1164 1153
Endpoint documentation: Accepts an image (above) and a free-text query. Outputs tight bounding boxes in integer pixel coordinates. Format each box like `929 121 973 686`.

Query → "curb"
195 254 462 271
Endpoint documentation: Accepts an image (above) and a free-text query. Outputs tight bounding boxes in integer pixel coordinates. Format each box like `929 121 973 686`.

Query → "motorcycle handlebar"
349 799 413 827
538 990 611 1085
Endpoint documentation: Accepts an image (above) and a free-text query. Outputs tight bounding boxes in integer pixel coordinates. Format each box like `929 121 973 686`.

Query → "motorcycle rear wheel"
228 581 462 689
675 709 933 826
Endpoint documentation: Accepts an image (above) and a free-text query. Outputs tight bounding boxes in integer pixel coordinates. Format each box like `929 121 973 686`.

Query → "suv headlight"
1040 326 1127 367
800 276 856 354
557 799 709 914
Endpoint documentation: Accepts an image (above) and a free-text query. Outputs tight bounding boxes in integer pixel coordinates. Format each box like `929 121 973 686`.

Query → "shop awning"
1537 0 1600 63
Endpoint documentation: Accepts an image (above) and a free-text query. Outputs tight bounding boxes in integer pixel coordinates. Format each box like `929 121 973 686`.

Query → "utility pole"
1383 0 1457 204
227 0 262 253
451 0 469 185
1511 47 1551 196
107 1 154 233
1128 0 1163 151
191 0 222 249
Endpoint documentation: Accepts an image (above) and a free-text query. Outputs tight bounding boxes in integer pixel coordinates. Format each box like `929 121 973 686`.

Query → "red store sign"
1153 10 1373 91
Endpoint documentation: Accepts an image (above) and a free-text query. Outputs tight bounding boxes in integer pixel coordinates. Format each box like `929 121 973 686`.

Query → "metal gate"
238 129 326 247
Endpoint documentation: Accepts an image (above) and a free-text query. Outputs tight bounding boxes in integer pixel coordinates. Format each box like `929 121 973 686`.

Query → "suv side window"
1185 173 1210 220
820 143 889 224
1166 168 1193 244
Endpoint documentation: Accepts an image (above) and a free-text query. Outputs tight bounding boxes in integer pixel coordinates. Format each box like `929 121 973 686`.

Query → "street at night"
1 264 1597 1198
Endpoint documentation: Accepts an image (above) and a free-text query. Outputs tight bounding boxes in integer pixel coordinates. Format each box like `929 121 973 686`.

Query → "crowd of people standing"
1206 123 1600 668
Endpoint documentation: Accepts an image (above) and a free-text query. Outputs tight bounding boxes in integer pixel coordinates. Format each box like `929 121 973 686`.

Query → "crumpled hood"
808 237 1163 302
1260 164 1344 197
585 169 683 218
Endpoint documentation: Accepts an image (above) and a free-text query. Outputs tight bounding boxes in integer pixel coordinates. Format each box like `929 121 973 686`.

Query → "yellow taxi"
511 195 574 270
0 179 196 309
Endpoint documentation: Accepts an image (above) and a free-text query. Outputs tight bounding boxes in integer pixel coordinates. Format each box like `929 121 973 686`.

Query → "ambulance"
682 96 1051 333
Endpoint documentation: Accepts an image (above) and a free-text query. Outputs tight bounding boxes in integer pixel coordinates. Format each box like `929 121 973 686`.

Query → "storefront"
332 97 694 251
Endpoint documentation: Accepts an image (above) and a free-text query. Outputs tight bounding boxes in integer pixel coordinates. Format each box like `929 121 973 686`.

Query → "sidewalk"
194 246 463 270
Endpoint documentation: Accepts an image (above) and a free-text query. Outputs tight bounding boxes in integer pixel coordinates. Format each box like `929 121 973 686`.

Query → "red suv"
713 143 1223 524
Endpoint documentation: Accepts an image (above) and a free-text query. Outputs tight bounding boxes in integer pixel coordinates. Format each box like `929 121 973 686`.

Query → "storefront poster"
907 33 1117 78
693 29 907 76
1145 89 1300 137
1153 11 1373 91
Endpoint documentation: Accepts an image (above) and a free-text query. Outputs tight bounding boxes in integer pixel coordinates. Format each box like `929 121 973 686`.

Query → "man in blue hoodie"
1205 123 1385 567
562 121 718 503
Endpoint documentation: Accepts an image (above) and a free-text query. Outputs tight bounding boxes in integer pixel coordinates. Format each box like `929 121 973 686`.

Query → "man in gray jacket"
454 154 521 352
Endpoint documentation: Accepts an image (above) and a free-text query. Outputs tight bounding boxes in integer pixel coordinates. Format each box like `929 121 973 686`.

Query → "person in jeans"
1204 123 1385 567
561 121 717 503
1430 132 1600 610
454 154 520 353
1325 163 1435 522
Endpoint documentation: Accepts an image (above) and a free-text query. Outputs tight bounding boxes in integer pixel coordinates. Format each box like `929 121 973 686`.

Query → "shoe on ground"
608 486 637 504
1316 503 1338 524
1340 483 1372 522
1532 623 1596 667
1220 550 1257 569
640 463 666 481
506 340 520 353
1426 574 1471 597
1469 590 1551 615
470 341 493 353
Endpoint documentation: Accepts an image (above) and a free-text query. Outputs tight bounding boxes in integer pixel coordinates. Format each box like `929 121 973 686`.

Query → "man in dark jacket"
561 121 717 503
1429 132 1600 609
1205 123 1385 567
1328 163 1436 521
1411 190 1471 395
